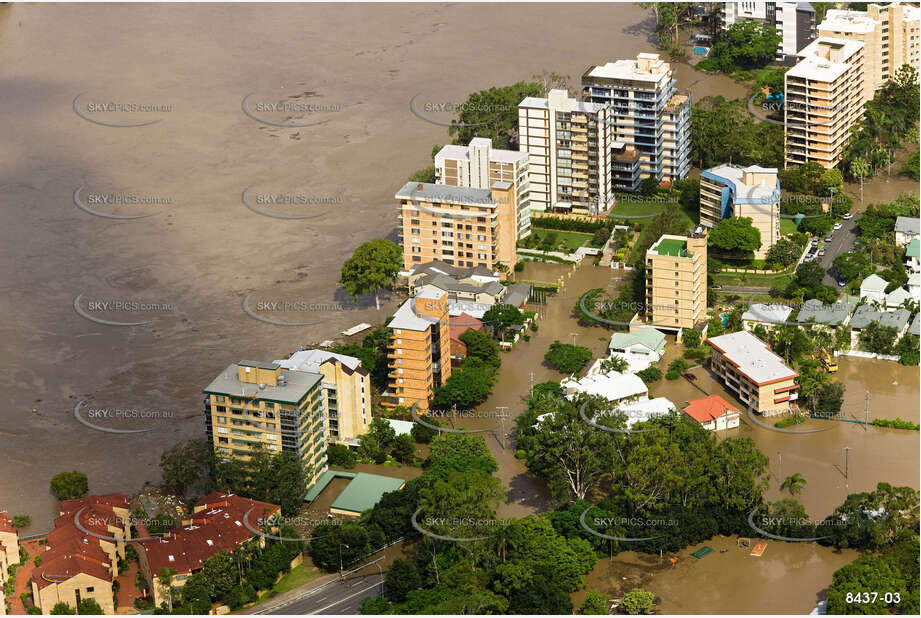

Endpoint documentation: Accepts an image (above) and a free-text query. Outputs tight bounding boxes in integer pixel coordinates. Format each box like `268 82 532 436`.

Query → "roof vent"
417 183 424 191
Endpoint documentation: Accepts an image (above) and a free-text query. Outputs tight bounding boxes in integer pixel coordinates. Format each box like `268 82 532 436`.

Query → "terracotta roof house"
683 395 741 431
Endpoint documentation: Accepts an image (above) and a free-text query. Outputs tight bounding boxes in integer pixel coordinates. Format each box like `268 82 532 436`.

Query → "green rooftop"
907 238 920 260
330 472 406 515
652 238 688 257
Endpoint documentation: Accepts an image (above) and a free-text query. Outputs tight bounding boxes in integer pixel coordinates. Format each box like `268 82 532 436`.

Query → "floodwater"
578 535 859 615
0 1 679 529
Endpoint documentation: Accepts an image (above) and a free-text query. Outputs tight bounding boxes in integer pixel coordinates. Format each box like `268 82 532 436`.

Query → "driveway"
818 217 858 286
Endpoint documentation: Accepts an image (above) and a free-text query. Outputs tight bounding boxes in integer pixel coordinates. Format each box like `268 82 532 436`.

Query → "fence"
834 349 900 362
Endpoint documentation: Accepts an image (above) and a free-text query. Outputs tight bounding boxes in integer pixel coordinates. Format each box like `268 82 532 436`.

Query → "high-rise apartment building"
785 37 865 168
435 137 532 239
203 360 327 487
383 290 452 411
275 349 372 447
517 89 613 214
721 1 817 64
645 229 707 331
700 164 781 259
582 53 692 188
396 181 517 272
818 2 920 103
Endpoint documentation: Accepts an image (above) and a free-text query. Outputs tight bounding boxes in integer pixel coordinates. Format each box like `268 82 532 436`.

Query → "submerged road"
263 572 385 615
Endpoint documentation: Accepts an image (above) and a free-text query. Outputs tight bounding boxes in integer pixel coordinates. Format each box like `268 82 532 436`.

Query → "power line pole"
497 406 509 450
529 372 535 398
864 391 869 431
843 446 850 482
778 451 782 485
569 332 578 347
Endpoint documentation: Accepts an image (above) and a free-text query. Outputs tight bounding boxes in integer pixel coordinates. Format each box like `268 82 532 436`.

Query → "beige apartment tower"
700 164 780 259
204 360 327 488
785 37 865 168
397 181 517 273
645 229 707 331
818 2 920 104
517 89 614 214
384 290 452 411
435 137 532 239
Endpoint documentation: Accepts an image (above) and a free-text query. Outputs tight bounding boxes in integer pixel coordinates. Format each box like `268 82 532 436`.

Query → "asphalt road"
266 573 385 615
816 217 858 286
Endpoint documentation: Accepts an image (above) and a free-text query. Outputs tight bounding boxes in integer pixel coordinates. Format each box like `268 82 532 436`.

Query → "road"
264 572 385 615
817 217 858 286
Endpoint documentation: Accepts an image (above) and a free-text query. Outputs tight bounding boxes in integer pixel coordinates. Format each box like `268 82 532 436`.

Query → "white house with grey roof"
850 305 911 348
742 303 794 331
796 298 853 328
894 216 920 246
607 328 667 371
859 274 889 305
885 286 913 310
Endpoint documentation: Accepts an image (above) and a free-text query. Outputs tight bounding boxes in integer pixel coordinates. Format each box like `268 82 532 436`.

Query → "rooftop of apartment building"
140 493 280 576
518 89 607 113
275 349 367 375
395 181 498 207
389 290 447 331
820 8 880 33
583 53 671 84
789 37 865 81
706 330 798 384
648 233 702 258
434 138 528 164
702 163 780 204
203 362 322 404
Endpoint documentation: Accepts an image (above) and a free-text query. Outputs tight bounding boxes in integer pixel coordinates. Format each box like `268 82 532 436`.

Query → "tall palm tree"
781 472 807 496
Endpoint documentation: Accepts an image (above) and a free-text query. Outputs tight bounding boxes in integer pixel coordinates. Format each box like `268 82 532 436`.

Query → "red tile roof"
33 550 112 590
683 395 740 424
449 314 483 342
139 494 279 576
59 493 131 516
0 511 15 534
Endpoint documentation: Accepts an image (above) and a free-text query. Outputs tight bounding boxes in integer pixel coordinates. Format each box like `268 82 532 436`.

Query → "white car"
842 213 853 220
833 223 843 230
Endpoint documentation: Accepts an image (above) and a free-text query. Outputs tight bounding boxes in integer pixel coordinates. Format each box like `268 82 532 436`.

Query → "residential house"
860 273 889 305
796 298 853 329
894 216 920 246
683 395 741 431
406 260 530 316
707 330 800 416
850 304 911 347
885 286 912 310
908 272 921 299
607 328 667 371
905 238 920 273
560 371 648 404
742 303 794 331
448 313 484 365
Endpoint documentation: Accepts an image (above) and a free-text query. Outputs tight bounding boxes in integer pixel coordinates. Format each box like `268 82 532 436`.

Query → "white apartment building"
582 53 692 186
722 1 817 64
785 37 865 168
818 2 921 103
517 89 614 215
435 137 532 238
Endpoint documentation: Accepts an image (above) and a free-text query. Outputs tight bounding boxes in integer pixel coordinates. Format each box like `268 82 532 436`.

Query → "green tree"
361 596 391 614
159 439 214 500
794 260 825 290
202 550 237 600
76 599 104 615
636 366 663 384
431 358 497 409
621 588 656 615
833 253 871 282
392 433 416 464
411 417 440 443
384 559 421 603
580 589 610 615
427 433 498 480
827 556 908 614
708 217 762 264
544 341 593 374
682 328 701 348
340 238 403 310
449 81 544 150
599 355 630 373
781 472 807 495
458 329 501 368
50 602 75 615
408 166 435 183
11 514 31 529
766 238 803 269
481 304 523 341
858 322 899 355
49 471 88 501
327 443 358 468
700 21 781 72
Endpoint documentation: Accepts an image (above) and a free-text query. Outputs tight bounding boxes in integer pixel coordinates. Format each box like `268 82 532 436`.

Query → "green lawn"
609 199 697 229
524 228 594 252
779 218 798 236
255 564 324 604
712 271 794 288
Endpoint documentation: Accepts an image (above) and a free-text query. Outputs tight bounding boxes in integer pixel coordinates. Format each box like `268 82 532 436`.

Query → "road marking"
310 581 382 615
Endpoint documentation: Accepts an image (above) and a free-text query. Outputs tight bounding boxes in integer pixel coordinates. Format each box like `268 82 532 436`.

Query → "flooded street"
578 535 859 614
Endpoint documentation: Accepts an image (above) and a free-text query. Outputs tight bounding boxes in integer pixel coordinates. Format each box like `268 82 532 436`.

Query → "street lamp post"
375 561 384 596
339 543 350 580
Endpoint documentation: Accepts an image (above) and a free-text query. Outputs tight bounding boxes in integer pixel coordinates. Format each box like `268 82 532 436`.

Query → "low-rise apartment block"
275 350 372 448
383 290 452 411
204 360 327 488
435 137 532 239
644 229 707 331
406 260 530 317
396 181 517 272
700 164 781 258
138 493 280 608
785 37 865 168
582 54 692 186
518 89 614 214
721 1 817 64
818 2 920 103
706 330 800 416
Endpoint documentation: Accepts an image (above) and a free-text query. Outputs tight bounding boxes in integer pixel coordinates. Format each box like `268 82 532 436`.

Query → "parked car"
825 234 834 242
684 373 697 382
838 279 846 287
833 223 843 230
842 212 853 220
818 249 826 257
